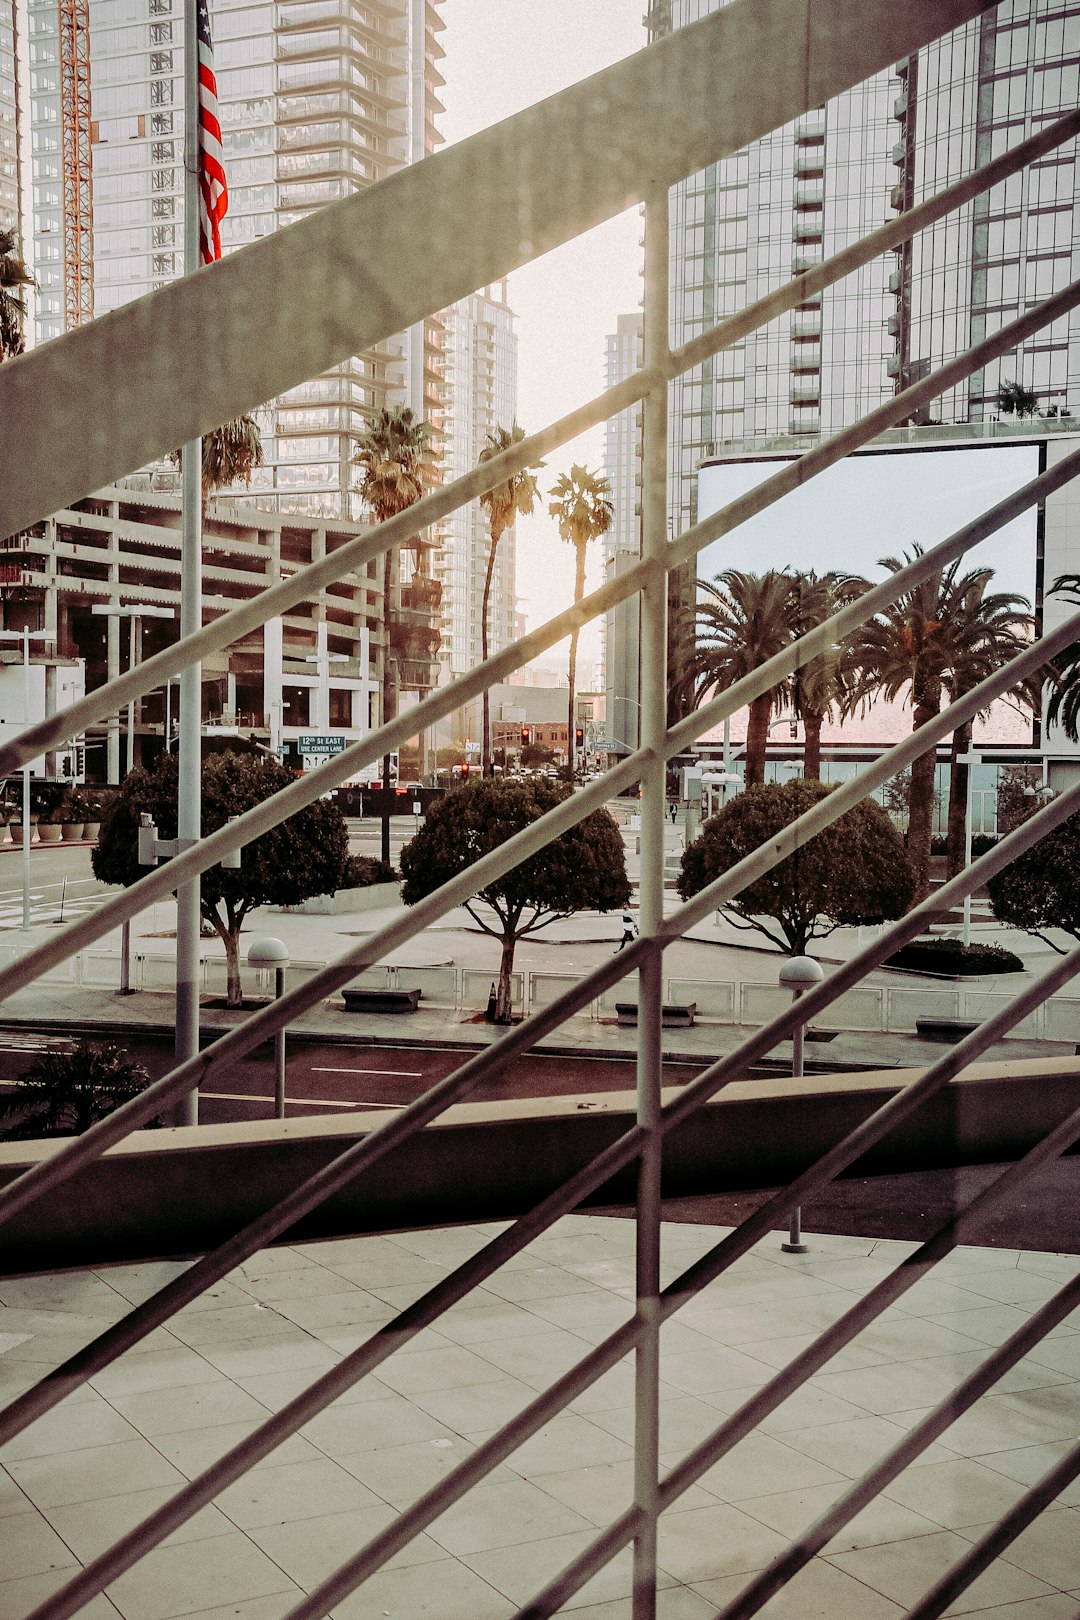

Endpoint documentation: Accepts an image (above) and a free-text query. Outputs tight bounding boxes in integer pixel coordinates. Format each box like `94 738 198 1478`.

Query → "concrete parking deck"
1 1215 1079 1620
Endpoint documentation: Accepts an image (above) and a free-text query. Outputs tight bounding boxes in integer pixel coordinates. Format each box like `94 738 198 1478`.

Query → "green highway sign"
298 734 346 753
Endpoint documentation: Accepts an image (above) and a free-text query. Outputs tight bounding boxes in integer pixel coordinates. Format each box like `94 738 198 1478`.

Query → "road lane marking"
310 1065 425 1077
201 1091 401 1109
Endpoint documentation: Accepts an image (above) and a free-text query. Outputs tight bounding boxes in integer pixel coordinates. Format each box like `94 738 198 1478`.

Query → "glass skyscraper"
650 0 1080 540
25 0 446 515
0 0 19 236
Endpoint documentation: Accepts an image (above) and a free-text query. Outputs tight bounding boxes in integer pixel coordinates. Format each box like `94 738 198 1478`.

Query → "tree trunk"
224 926 243 1007
802 710 823 780
567 540 587 777
481 527 500 777
494 930 516 1024
946 718 972 878
907 692 940 903
744 694 772 786
381 545 396 864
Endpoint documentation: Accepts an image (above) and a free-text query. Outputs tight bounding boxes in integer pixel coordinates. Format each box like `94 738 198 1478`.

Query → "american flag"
196 0 228 263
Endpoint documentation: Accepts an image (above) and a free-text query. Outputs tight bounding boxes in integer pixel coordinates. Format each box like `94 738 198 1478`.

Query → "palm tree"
1046 574 1080 743
942 573 1033 876
478 424 542 776
548 464 613 775
169 413 264 505
849 549 1031 900
789 571 869 779
681 570 797 786
353 405 432 862
0 227 34 360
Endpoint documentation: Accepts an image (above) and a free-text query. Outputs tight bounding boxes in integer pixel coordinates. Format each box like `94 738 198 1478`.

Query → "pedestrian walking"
668 801 677 824
616 909 637 951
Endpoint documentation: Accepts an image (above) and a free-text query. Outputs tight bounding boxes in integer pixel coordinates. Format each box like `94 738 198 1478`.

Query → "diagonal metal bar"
0 939 654 1448
904 1437 1080 1620
0 605 1072 1252
0 756 648 1227
3 443 1076 1024
713 1268 1080 1620
0 0 996 542
4 266 1076 790
665 275 1080 580
20 1104 658 1620
670 108 1080 379
513 1069 1080 1620
27 812 1080 1618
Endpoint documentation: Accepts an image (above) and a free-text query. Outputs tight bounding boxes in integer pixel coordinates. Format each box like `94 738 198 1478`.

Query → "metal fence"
2 3 1080 1617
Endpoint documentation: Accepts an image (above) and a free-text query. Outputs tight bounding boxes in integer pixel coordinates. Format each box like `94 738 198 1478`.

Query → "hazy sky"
438 0 645 679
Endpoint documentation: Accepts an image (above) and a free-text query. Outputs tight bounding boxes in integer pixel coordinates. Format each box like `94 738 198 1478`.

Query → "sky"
437 0 646 682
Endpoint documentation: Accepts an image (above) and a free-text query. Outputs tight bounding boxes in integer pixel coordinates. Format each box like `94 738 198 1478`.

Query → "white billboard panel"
695 442 1041 749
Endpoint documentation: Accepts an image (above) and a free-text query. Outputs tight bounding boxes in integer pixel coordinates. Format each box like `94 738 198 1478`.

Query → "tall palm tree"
0 227 34 360
548 464 613 775
849 549 1031 899
478 423 542 776
682 570 797 786
789 571 869 779
1046 574 1080 743
353 405 432 861
942 573 1033 876
170 414 265 505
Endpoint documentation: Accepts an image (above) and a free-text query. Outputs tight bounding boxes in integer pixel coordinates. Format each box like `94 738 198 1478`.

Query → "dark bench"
615 1001 697 1029
916 1016 979 1044
342 987 422 1014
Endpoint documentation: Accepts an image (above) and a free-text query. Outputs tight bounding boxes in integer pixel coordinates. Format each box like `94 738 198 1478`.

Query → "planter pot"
9 823 35 847
84 821 101 842
61 822 87 842
37 824 63 843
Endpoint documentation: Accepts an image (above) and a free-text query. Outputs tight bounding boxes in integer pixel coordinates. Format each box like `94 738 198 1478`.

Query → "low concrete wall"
275 881 401 915
2 1057 1079 1274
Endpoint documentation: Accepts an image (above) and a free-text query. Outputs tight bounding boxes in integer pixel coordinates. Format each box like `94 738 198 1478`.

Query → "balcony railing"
2 4 1080 1618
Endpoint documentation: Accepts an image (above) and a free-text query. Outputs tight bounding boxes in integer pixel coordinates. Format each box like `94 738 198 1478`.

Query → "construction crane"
58 0 93 327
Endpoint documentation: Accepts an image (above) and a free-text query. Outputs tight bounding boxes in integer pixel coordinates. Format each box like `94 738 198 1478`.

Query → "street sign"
298 734 346 754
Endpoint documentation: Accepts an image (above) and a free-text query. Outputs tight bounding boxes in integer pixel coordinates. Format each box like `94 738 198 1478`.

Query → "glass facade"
26 0 446 517
437 282 518 677
0 0 18 236
657 0 1080 541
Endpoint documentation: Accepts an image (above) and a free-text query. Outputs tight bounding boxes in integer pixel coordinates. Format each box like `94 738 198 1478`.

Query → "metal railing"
2 5 1080 1617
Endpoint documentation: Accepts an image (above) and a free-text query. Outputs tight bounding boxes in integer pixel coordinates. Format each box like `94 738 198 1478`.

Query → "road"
0 1024 706 1126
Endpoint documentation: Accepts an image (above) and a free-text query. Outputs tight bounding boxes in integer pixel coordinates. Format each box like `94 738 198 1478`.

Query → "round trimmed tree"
399 776 630 1023
93 750 349 1005
677 779 914 955
987 804 1080 952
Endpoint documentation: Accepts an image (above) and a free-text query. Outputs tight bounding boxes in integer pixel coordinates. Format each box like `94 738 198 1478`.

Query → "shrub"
0 1039 156 1138
342 855 399 888
885 938 1025 976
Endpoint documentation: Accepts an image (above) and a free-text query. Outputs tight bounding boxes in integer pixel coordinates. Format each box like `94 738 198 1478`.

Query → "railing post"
633 181 670 1620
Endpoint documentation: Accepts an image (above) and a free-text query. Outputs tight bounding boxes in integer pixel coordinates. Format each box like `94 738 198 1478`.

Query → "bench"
916 1016 979 1044
615 1001 697 1029
342 987 422 1015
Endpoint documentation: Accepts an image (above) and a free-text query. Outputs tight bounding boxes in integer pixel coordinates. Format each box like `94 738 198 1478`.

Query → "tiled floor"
1 1218 1079 1620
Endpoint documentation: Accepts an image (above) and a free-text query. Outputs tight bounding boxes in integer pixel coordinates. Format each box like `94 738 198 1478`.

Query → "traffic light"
575 727 584 748
520 725 529 746
461 762 470 777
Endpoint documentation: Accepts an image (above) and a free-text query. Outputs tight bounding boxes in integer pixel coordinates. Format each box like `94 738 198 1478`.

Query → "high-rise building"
650 0 1080 540
25 0 446 516
0 0 21 237
437 281 518 681
601 311 642 751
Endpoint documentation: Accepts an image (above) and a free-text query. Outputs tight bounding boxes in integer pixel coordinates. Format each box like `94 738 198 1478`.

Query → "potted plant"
9 808 37 847
82 795 103 842
37 804 64 843
61 791 89 842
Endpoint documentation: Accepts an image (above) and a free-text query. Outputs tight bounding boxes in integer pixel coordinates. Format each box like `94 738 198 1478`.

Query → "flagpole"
175 0 203 1126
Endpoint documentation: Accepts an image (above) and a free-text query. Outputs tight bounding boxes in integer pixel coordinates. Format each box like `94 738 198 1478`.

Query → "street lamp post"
0 628 54 931
247 937 290 1118
91 604 175 775
778 955 824 1254
957 749 982 947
